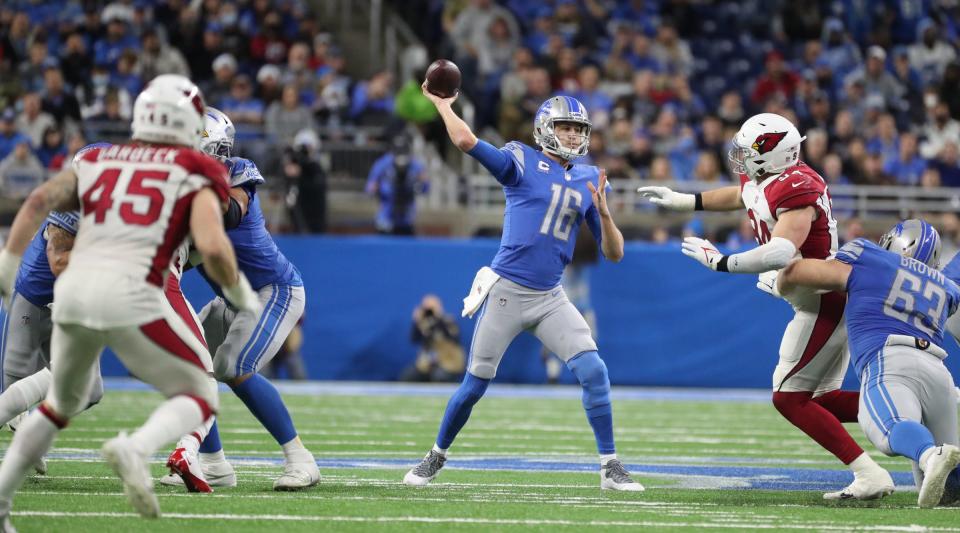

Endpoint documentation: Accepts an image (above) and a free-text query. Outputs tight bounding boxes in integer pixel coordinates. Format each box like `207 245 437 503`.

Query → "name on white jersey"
97 145 180 164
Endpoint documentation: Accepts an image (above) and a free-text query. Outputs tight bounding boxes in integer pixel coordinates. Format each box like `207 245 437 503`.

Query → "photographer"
400 294 465 382
282 128 327 233
365 133 428 235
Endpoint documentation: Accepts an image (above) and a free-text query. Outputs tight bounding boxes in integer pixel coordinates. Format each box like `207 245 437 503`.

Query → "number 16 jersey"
54 143 229 329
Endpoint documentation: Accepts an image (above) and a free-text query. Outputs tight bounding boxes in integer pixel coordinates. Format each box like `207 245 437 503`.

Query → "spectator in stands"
693 151 726 183
89 88 127 123
648 155 673 181
205 53 238 107
696 114 727 170
571 64 612 129
866 113 900 162
350 70 395 125
933 141 960 187
34 126 66 169
822 153 850 185
220 74 264 125
41 67 82 127
282 41 316 91
0 141 45 200
189 22 227 82
845 46 904 111
477 15 519 80
17 38 50 93
139 27 190 81
909 18 957 86
891 46 926 125
670 74 706 124
111 49 143 97
651 22 693 76
256 64 284 107
716 90 745 129
0 109 29 162
266 85 316 148
921 167 942 189
940 62 960 119
803 128 829 173
883 131 927 185
93 8 139 67
400 294 464 383
618 70 658 128
920 101 960 159
499 47 535 104
819 18 862 85
49 132 87 171
15 93 56 148
751 51 801 107
450 0 519 92
249 11 290 65
6 11 30 60
366 133 427 236
60 32 93 92
312 48 352 126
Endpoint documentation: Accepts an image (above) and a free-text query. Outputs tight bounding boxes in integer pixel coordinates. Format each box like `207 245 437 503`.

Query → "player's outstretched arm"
637 184 743 212
587 169 624 262
421 81 477 152
189 188 258 312
0 169 79 297
45 225 75 277
777 258 850 297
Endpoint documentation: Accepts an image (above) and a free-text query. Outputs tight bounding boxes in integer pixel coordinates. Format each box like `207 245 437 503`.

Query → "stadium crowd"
402 0 960 189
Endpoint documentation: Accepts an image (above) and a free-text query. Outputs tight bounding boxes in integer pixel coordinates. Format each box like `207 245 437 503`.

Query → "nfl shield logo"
498 298 507 307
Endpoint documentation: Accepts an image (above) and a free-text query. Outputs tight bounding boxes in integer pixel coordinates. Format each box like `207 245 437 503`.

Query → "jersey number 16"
540 184 582 242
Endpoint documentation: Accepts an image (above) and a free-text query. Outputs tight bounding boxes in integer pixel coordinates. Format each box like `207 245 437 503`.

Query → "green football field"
2 380 958 532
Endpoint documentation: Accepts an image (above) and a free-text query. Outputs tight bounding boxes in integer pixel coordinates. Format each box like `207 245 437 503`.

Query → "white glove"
681 237 723 271
756 270 781 298
221 273 259 313
0 250 22 305
636 186 696 211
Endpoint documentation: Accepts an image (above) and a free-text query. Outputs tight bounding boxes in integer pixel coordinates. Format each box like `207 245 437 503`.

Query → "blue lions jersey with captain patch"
14 211 80 307
474 141 607 290
835 238 960 374
200 157 302 291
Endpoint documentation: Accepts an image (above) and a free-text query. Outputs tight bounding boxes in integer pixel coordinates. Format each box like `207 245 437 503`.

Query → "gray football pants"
468 278 597 379
858 343 959 458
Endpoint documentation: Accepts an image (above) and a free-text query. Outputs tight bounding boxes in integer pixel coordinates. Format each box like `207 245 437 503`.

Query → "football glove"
222 273 259 313
756 270 781 298
636 186 696 211
681 237 723 270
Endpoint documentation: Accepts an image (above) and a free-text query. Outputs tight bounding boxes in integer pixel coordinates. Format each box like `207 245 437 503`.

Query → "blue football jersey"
14 211 80 307
199 157 302 292
481 142 606 290
835 238 960 374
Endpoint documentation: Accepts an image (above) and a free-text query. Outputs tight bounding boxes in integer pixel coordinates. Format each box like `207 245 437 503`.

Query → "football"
425 59 461 98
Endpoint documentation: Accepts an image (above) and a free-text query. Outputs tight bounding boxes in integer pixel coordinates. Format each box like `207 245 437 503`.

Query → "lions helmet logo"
751 132 788 154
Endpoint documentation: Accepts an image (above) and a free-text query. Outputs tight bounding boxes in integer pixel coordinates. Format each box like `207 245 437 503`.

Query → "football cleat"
403 450 446 486
102 433 160 518
160 456 237 488
919 445 960 508
32 457 46 476
823 468 894 501
163 447 211 493
600 459 645 491
273 459 320 491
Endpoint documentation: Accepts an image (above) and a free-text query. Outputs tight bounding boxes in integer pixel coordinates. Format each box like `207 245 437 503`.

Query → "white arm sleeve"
725 237 798 274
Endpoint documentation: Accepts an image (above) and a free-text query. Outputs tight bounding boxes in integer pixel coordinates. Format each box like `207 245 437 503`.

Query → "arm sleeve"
467 140 521 186
584 205 604 256
834 239 868 265
723 236 797 273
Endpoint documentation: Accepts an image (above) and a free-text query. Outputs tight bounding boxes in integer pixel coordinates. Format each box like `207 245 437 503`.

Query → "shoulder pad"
834 238 872 264
226 157 266 188
46 210 80 235
502 142 527 175
766 166 826 213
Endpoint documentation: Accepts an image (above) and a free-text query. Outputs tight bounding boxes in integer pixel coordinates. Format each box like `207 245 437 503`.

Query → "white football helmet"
131 74 206 148
200 107 235 159
728 113 806 181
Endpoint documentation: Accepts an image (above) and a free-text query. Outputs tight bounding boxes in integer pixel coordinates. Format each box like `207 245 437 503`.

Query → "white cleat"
0 514 16 533
273 459 320 491
600 459 645 491
32 457 47 476
823 468 895 501
101 433 160 518
919 445 960 508
403 450 446 487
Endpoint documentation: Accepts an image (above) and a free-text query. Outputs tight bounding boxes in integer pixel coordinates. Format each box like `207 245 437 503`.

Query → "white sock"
432 443 447 456
0 369 52 426
199 449 227 464
849 452 882 476
919 446 938 471
0 410 60 515
128 396 204 457
600 453 617 466
179 416 216 454
281 436 313 463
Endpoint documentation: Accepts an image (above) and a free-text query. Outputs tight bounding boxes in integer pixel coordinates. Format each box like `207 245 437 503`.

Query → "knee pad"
567 351 610 410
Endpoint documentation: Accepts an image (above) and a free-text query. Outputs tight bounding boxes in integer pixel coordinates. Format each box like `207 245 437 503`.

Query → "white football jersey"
53 143 228 329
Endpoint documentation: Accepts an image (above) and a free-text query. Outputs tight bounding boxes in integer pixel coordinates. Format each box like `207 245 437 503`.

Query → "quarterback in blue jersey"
404 82 640 490
778 220 960 508
160 108 318 492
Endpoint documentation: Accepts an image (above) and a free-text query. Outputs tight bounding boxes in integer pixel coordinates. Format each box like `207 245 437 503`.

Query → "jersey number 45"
81 169 171 226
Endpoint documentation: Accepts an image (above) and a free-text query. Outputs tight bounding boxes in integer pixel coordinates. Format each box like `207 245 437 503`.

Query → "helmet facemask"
533 96 592 161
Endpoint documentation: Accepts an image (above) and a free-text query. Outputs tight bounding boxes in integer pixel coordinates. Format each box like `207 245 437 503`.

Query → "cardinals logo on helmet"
751 132 787 154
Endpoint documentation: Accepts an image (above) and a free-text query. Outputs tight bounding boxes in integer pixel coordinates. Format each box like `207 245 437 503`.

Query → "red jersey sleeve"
175 149 230 204
764 164 825 219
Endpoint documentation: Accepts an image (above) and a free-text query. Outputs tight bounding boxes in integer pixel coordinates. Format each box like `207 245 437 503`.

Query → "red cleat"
165 448 212 493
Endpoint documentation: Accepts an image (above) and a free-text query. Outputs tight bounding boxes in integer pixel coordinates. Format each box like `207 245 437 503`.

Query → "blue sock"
888 420 935 462
199 420 222 453
232 373 298 445
567 351 615 454
436 373 489 449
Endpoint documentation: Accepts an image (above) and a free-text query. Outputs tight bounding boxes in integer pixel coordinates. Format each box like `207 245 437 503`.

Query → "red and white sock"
129 396 205 457
178 416 215 455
